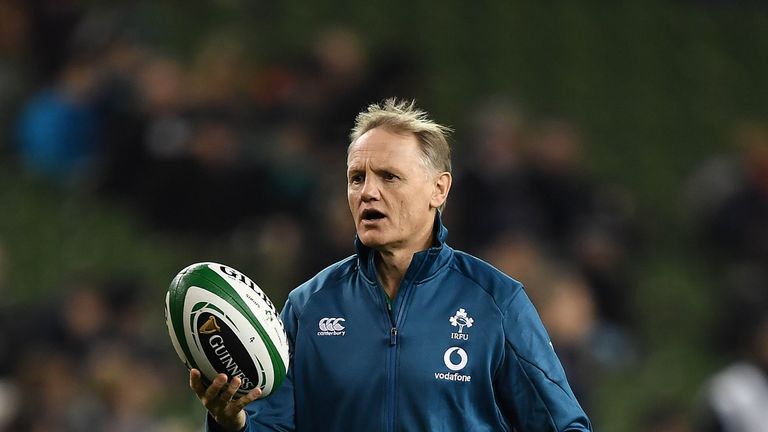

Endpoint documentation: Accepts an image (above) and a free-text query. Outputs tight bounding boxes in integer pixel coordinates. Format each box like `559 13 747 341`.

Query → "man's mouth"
361 209 386 221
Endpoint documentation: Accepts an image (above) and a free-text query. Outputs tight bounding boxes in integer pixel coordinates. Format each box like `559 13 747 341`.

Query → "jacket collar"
355 211 452 285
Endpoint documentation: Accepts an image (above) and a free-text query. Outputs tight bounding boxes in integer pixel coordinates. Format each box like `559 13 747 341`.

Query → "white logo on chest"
317 317 346 336
443 347 468 371
449 308 474 340
435 346 472 382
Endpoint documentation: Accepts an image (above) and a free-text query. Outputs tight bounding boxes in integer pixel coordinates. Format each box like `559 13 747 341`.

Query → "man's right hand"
190 369 263 432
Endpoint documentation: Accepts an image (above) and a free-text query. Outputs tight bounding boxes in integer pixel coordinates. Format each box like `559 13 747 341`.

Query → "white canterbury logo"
319 318 346 331
317 317 346 336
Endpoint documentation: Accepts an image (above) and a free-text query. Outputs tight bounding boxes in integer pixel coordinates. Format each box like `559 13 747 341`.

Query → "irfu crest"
449 308 474 334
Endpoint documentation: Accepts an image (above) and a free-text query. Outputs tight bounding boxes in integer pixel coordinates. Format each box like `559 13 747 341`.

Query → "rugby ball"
164 262 289 397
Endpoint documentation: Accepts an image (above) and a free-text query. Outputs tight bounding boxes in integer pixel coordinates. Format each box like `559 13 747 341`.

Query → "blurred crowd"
0 275 191 431
1 1 767 431
685 122 768 432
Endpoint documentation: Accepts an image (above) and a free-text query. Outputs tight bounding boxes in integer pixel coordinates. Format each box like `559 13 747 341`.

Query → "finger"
190 369 206 398
218 375 242 405
203 373 229 406
230 387 262 413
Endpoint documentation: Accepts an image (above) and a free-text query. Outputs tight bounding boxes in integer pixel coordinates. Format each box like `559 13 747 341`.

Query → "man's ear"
430 172 452 209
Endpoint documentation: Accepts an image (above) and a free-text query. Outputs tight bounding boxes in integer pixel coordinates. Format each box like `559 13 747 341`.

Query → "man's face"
347 127 447 253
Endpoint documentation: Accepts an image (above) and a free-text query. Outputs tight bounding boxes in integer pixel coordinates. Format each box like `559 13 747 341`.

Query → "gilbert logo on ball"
164 262 290 397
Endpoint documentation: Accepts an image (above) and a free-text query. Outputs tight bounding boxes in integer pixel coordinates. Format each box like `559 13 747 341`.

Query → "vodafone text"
434 372 471 382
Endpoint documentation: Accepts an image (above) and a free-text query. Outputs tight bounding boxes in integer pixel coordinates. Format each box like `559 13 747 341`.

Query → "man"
190 98 592 431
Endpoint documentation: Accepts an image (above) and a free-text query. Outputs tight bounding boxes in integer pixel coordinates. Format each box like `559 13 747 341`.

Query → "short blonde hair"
349 98 452 175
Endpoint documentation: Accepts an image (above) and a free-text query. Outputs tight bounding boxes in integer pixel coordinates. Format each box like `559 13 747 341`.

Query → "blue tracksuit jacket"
209 217 591 431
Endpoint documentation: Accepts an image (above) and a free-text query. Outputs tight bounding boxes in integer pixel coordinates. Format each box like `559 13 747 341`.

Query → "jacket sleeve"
494 287 592 432
206 297 298 432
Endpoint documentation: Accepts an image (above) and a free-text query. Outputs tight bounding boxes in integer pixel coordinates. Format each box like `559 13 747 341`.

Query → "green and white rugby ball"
165 262 289 397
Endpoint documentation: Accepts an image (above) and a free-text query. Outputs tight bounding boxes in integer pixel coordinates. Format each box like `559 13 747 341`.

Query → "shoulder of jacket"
287 255 358 315
449 250 525 311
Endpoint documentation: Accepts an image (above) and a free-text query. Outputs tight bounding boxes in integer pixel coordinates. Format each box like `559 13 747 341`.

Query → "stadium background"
1 1 768 431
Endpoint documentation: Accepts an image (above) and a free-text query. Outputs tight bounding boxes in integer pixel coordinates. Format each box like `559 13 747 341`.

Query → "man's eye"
349 174 364 184
384 173 398 181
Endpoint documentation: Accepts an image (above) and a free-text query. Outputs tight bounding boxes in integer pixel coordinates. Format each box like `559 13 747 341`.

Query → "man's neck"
375 235 434 299
375 250 412 299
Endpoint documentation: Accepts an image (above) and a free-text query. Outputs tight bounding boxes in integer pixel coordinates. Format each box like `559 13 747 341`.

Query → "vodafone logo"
435 346 472 383
317 317 346 336
443 347 468 371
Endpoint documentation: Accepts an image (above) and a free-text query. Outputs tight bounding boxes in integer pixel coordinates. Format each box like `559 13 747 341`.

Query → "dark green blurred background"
2 1 768 431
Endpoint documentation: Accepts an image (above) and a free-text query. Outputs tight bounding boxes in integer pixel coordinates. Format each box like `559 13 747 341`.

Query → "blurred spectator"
1 273 183 432
47 280 111 358
92 37 150 199
7 345 166 432
15 52 102 185
101 275 156 351
254 214 308 299
526 119 595 246
712 264 768 356
694 308 768 432
531 265 635 412
703 122 768 267
122 54 266 236
86 345 164 432
686 122 768 430
692 262 768 432
453 98 542 250
480 230 546 288
309 190 357 267
482 229 634 413
301 27 374 146
261 121 319 217
186 32 249 111
528 119 637 330
456 106 637 331
137 55 189 161
570 205 637 330
7 348 82 432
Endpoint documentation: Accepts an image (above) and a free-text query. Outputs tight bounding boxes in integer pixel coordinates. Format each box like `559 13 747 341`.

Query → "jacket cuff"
206 413 247 432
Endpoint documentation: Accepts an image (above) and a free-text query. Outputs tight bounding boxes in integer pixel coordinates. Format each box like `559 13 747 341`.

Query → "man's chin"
357 233 387 249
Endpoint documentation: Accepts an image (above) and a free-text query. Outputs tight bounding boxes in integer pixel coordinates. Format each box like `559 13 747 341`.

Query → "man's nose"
360 176 380 201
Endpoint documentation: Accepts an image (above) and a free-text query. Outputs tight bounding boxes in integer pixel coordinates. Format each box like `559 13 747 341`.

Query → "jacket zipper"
380 251 430 432
387 325 398 432
381 288 398 432
384 279 420 432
